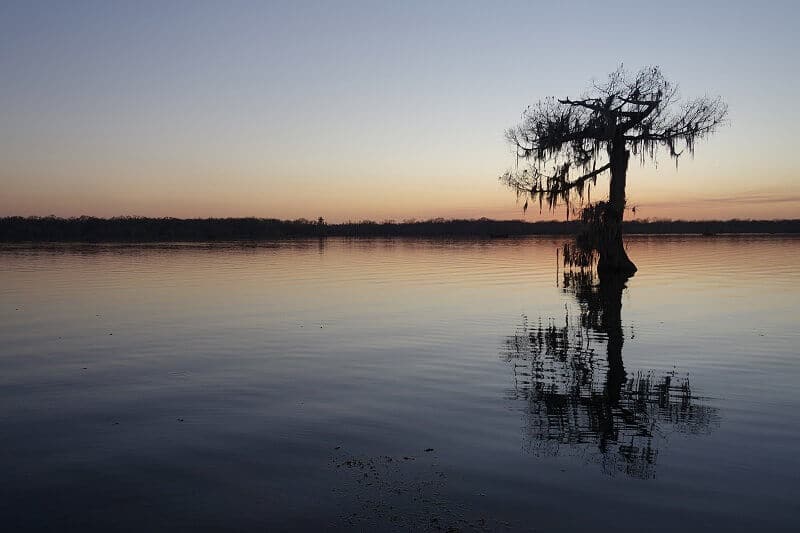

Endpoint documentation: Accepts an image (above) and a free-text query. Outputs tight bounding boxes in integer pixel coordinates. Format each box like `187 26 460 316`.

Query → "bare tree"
501 66 727 275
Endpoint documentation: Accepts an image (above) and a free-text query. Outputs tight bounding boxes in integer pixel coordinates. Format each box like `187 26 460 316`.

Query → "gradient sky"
1 0 798 221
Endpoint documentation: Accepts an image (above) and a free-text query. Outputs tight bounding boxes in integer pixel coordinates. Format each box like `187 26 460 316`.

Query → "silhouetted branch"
501 162 611 211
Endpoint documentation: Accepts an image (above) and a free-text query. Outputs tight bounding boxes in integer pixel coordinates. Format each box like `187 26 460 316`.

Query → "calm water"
1 236 799 532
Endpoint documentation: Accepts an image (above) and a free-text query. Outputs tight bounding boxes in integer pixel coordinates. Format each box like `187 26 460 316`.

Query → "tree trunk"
598 140 637 276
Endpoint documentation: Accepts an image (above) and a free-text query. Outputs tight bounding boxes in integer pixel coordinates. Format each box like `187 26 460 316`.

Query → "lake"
1 236 798 532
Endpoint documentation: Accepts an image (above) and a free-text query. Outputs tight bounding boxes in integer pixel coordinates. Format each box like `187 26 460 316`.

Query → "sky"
1 0 798 222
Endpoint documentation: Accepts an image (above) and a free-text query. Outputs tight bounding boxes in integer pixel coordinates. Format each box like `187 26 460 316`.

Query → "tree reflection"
501 271 718 478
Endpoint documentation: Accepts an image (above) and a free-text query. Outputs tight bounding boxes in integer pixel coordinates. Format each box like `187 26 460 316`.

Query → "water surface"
1 236 798 531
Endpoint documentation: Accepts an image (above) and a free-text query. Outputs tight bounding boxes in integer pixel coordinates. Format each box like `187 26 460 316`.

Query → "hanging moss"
500 65 727 272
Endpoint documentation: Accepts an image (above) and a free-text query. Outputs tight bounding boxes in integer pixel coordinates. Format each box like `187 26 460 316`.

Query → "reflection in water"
502 271 719 478
1 239 798 531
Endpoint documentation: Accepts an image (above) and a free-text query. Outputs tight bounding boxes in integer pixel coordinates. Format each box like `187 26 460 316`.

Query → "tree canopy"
501 66 728 214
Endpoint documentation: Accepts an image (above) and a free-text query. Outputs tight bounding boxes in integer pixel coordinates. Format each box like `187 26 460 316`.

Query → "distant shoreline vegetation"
1 216 799 242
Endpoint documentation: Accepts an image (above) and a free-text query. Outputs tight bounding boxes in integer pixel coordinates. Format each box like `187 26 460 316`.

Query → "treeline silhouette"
1 216 799 242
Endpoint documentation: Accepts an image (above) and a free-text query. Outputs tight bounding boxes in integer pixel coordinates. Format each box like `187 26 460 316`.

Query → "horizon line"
3 215 800 224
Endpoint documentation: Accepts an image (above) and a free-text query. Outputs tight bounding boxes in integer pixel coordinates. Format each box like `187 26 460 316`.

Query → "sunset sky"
1 0 798 222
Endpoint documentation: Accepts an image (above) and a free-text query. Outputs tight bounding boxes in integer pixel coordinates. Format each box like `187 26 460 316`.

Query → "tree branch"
558 97 605 112
615 100 660 133
503 162 611 195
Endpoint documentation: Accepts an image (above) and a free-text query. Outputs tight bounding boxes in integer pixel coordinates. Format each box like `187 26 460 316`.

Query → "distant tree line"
0 216 798 242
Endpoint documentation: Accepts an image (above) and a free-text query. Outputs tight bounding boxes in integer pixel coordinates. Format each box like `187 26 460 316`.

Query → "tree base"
597 248 637 279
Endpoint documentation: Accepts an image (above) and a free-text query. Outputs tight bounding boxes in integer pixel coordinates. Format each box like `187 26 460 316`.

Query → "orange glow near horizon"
3 159 797 222
3 188 799 223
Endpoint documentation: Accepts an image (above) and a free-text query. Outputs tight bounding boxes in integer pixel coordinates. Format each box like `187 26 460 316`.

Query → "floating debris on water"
331 451 523 532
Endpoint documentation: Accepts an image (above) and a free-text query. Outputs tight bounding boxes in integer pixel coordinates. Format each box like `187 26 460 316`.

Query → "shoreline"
2 217 799 243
